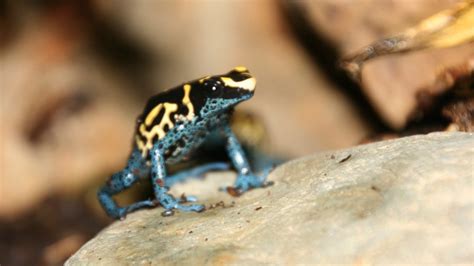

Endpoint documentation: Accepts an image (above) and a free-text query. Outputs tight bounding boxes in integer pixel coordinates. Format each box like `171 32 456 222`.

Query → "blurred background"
1 0 472 265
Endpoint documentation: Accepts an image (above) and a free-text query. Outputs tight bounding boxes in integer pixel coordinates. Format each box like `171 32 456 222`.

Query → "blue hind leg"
222 124 272 196
97 148 155 219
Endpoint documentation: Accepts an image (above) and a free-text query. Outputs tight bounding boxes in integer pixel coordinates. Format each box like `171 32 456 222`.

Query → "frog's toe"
262 180 274 187
114 200 157 220
114 208 128 220
176 203 206 213
158 192 205 215
179 194 198 203
160 203 205 217
226 174 267 196
239 174 266 188
108 200 157 220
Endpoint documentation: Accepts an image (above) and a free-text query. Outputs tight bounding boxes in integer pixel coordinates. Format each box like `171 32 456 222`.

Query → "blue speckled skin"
98 68 270 219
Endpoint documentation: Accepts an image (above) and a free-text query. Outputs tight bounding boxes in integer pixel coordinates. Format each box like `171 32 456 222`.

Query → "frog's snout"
236 76 256 92
221 66 257 93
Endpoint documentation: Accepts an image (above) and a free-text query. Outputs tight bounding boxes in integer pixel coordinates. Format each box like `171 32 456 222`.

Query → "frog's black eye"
210 85 223 97
205 80 224 98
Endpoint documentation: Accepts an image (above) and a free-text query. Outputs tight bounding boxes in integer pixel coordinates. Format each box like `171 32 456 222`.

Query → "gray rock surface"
67 132 474 265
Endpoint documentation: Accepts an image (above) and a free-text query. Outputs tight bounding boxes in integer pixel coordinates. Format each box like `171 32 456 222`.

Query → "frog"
98 67 271 219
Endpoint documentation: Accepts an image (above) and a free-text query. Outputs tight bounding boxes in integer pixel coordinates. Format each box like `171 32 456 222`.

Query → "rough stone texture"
67 132 473 265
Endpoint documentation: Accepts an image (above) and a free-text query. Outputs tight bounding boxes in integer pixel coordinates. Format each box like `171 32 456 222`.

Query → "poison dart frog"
98 67 271 219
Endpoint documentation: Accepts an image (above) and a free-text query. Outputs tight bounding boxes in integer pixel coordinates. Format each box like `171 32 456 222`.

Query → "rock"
295 0 459 55
67 132 473 264
287 0 473 129
361 45 473 129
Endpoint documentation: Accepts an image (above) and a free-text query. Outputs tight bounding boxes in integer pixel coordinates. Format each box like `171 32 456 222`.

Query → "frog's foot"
156 191 205 217
108 200 157 220
226 168 274 197
179 193 198 203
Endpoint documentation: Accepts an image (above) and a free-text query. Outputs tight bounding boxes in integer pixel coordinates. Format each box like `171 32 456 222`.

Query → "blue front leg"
223 124 271 195
98 148 156 219
150 144 205 216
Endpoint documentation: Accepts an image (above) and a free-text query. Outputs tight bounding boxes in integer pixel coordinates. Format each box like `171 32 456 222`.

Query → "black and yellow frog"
98 67 271 219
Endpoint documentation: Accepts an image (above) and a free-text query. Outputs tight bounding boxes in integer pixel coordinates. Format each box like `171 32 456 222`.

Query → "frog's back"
134 83 208 158
134 67 256 159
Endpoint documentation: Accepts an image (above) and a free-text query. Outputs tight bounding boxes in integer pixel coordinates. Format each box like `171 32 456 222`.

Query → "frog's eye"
210 85 223 97
205 80 224 98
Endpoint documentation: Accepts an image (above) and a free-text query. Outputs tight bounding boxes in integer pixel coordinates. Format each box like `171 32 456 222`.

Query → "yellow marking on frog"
233 66 248 72
182 84 195 120
144 104 163 126
199 76 210 83
137 102 178 157
221 77 256 91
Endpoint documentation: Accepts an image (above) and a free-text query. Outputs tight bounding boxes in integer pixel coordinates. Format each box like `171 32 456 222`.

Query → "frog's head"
201 66 256 101
190 66 256 117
